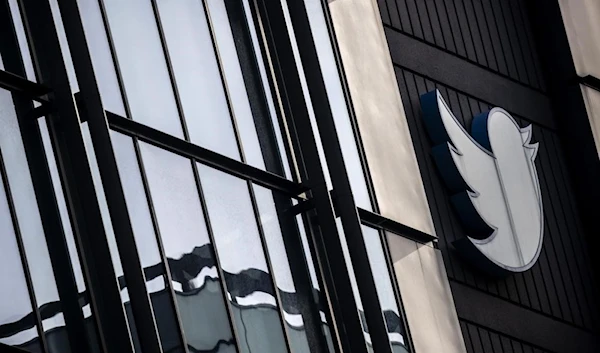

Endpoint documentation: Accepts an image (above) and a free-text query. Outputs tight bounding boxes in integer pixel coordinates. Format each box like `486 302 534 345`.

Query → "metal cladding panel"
378 0 600 351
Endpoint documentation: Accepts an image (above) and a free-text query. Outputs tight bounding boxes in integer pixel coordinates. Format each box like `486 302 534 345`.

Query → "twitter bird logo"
420 90 544 276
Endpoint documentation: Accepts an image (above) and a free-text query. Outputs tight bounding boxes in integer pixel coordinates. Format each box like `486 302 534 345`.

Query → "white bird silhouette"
420 90 544 274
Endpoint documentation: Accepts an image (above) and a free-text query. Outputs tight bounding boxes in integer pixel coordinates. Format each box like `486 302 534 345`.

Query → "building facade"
0 0 598 353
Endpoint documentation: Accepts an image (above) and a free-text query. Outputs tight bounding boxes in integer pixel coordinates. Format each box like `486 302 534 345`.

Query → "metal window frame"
0 0 418 352
0 2 99 352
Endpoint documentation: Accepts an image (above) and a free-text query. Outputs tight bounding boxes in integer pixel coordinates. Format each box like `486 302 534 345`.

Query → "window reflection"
139 142 236 353
111 132 183 353
198 165 288 353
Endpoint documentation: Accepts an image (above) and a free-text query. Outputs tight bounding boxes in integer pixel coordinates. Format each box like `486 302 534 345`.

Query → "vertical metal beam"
17 1 136 352
254 2 370 352
0 151 48 353
0 2 94 352
47 1 165 353
246 3 332 351
257 1 393 352
282 3 393 351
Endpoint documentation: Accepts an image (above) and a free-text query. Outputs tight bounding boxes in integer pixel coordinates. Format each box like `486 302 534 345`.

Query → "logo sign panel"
420 90 544 275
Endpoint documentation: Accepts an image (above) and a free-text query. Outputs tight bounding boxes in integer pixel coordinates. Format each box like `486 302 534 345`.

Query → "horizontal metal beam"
105 111 308 198
578 75 600 92
0 69 50 101
357 208 436 244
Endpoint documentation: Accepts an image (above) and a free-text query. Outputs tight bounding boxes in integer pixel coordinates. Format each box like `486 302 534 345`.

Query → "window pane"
38 118 102 353
280 0 332 189
0 86 67 352
334 219 372 352
111 132 184 353
198 165 288 353
79 0 126 116
206 0 290 178
7 0 36 82
102 0 183 138
0 158 40 351
296 215 337 353
80 123 139 351
139 142 236 353
362 227 409 353
282 0 372 209
156 0 240 161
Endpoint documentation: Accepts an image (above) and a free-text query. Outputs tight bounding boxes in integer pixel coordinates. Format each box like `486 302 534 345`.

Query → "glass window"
102 0 184 138
0 86 68 353
281 0 372 210
155 0 240 161
362 226 409 353
0 153 41 352
198 165 288 353
138 142 236 353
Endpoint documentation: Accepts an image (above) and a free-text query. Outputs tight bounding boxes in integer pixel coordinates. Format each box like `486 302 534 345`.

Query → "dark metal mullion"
20 2 132 353
191 162 244 352
277 2 394 353
246 1 302 184
97 4 191 348
97 3 192 352
199 0 249 166
0 151 48 353
299 210 345 353
255 2 369 352
22 0 152 351
246 4 333 351
54 1 165 352
91 2 193 349
0 2 93 352
245 180 294 353
219 1 296 350
199 1 294 349
131 138 191 353
148 1 243 349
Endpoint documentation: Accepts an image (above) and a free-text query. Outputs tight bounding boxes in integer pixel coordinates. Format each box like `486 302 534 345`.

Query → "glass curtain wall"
0 0 412 352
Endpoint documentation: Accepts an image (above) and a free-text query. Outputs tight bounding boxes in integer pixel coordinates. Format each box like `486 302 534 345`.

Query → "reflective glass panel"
0 153 40 351
198 164 288 353
79 0 126 116
111 132 184 353
362 226 409 353
139 142 236 353
102 0 184 138
0 86 67 353
156 0 240 161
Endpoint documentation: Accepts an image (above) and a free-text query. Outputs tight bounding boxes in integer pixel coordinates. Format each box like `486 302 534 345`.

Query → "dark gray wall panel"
395 67 599 331
378 0 600 351
382 0 546 91
453 282 599 353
